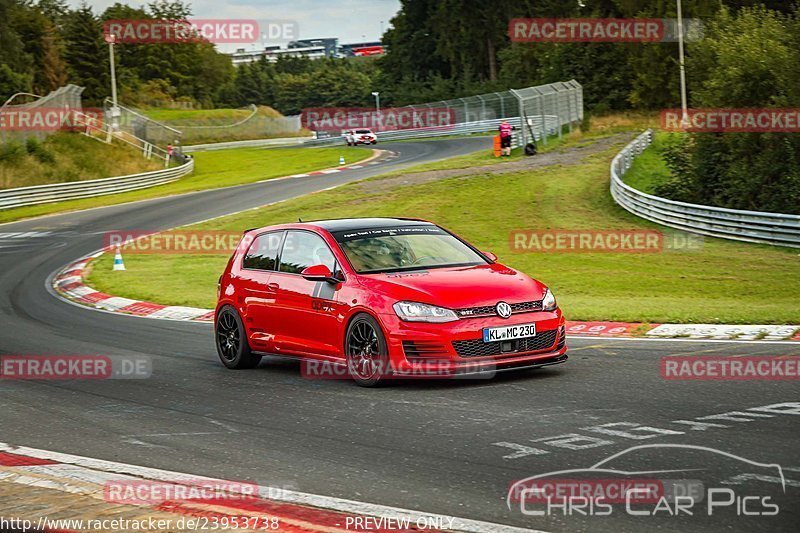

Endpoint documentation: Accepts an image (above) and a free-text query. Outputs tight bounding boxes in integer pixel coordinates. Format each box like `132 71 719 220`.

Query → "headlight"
393 301 459 323
542 288 557 311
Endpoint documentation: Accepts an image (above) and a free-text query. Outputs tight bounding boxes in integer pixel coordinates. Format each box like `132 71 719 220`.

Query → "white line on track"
566 335 800 345
0 442 546 533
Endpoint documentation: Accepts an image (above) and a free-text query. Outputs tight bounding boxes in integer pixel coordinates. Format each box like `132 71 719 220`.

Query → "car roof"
308 217 434 232
244 218 436 236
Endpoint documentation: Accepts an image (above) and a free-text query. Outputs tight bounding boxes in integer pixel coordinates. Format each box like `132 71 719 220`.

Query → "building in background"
229 38 384 66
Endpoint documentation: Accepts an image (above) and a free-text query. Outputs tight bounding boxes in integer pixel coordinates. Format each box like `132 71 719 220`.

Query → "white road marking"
493 402 800 460
0 442 546 533
567 335 800 345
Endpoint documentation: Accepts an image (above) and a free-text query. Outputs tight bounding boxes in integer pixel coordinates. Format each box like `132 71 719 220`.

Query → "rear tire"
345 314 389 387
215 306 262 369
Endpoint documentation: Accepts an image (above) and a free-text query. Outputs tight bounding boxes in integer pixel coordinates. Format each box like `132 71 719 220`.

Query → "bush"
0 142 25 164
25 138 56 164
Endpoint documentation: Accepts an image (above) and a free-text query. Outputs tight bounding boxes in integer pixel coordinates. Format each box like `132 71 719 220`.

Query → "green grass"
143 107 278 122
0 146 370 224
623 132 675 193
87 132 800 325
142 106 308 145
0 133 161 190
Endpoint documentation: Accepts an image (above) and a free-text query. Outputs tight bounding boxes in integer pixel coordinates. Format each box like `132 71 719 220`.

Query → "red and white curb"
53 252 215 322
52 260 800 342
286 151 399 178
0 442 542 533
565 321 799 341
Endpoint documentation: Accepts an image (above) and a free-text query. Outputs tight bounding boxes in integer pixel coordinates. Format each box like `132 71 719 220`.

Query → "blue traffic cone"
113 245 126 271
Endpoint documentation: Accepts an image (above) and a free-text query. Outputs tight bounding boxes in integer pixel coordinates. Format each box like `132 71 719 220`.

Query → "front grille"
403 341 449 359
556 325 566 350
452 329 559 358
456 300 543 318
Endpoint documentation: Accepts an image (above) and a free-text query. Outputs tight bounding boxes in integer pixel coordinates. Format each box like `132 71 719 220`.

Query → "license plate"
482 323 536 343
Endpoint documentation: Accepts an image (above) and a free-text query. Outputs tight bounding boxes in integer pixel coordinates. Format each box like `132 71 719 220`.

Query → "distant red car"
215 218 567 386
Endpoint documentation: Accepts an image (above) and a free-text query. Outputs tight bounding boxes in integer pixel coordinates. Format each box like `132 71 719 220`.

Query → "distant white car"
343 129 378 146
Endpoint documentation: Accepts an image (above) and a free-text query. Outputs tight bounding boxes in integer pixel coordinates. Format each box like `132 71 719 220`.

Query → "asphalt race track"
0 137 798 532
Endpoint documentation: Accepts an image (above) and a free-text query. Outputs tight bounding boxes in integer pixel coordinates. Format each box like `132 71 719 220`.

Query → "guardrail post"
535 88 547 146
496 92 505 119
566 89 573 133
509 88 526 148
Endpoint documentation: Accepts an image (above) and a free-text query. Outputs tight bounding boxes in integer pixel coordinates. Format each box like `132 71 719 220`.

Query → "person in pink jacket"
499 120 513 156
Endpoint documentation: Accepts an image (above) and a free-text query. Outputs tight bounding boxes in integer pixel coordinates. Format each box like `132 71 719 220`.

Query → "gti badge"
496 301 512 319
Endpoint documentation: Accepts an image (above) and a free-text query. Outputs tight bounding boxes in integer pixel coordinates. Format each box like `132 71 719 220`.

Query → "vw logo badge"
496 301 512 319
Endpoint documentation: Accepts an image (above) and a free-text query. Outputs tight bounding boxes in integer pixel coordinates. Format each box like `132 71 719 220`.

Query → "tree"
11 5 68 93
658 7 800 214
63 2 109 103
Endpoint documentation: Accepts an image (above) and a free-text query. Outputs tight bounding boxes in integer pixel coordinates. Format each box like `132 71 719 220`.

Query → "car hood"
356 263 547 309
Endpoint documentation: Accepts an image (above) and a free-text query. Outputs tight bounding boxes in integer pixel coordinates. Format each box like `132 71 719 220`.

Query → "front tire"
215 306 262 369
345 314 389 387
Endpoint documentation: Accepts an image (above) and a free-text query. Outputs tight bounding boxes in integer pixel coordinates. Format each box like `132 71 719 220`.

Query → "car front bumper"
378 310 567 378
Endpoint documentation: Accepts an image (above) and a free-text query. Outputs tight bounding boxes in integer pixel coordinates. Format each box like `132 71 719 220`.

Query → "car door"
238 231 284 351
268 230 343 357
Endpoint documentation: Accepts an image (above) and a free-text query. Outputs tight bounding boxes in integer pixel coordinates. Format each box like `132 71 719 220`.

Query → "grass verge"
0 145 370 224
0 133 161 190
87 127 800 324
143 106 309 145
623 132 675 194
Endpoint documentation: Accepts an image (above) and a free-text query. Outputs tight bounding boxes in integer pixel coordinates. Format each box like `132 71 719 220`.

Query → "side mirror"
483 251 498 262
301 264 340 284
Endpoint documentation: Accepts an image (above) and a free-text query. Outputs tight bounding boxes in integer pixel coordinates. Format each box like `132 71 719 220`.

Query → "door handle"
267 283 280 290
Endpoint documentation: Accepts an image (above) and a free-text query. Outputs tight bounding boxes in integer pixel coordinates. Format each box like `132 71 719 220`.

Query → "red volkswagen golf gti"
215 218 567 386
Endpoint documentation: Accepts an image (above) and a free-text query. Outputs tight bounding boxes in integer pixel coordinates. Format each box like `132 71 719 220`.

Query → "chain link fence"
104 99 183 149
0 85 85 144
174 106 303 145
305 80 583 147
393 80 583 146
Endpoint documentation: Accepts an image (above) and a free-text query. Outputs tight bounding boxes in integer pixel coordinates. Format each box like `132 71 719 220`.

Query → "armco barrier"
0 158 194 210
303 116 562 147
610 130 800 248
183 136 314 152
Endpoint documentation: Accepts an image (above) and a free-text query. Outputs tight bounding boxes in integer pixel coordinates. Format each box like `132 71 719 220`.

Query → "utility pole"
371 91 381 131
106 33 120 131
677 0 689 127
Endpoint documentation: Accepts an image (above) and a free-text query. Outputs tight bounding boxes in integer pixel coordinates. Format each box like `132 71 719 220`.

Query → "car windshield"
332 226 487 273
355 129 372 134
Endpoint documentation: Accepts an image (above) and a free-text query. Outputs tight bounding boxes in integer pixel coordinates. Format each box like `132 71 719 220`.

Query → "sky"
68 0 401 48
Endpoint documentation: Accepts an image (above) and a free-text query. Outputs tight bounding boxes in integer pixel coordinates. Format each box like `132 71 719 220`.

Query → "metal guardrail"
303 116 562 147
0 158 194 211
183 136 314 152
610 130 800 248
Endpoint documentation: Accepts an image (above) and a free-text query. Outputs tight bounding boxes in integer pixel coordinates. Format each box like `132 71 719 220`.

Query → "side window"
279 231 336 274
242 232 282 271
